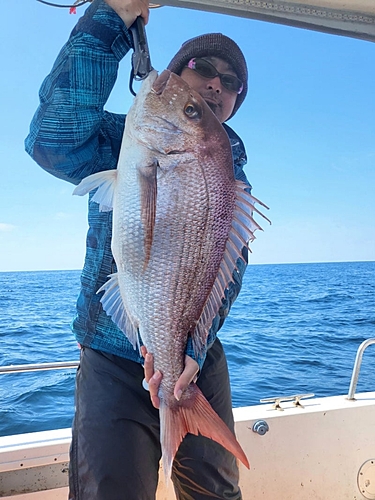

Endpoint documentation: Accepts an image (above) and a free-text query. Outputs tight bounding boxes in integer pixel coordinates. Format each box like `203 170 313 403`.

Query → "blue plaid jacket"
25 0 250 368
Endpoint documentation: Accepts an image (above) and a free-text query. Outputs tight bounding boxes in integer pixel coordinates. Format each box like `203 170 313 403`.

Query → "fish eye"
184 103 200 119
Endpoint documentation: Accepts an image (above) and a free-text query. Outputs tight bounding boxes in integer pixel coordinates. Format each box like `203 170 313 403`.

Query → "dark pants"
68 338 241 500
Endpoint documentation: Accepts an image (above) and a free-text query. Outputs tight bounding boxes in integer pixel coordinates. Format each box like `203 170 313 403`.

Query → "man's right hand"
140 346 199 409
105 0 149 28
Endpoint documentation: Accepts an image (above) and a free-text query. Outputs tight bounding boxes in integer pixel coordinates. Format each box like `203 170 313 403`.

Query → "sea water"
0 261 374 437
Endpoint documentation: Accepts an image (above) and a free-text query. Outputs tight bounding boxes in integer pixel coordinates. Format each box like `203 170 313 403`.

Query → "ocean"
0 261 374 437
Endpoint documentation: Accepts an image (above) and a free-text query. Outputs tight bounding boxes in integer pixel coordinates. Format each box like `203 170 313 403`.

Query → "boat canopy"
153 0 375 42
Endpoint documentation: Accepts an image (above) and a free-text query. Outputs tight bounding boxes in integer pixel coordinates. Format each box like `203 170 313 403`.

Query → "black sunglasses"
186 58 243 94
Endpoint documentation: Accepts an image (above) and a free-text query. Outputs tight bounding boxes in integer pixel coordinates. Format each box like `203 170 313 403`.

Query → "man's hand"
105 0 149 28
141 346 199 409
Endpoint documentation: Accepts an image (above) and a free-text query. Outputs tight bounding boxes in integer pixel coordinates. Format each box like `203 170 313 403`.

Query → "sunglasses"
186 58 243 95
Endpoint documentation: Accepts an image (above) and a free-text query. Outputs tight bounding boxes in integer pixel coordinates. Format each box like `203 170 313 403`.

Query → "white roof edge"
153 0 375 42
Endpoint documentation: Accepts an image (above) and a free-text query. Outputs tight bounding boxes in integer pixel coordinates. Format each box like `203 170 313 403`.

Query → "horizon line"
1 259 374 274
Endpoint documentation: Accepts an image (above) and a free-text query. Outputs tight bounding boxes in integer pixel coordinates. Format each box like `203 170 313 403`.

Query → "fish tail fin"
159 383 249 480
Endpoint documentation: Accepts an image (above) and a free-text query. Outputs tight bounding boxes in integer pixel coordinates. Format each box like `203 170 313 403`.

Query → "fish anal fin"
97 273 139 349
138 162 158 270
160 383 249 480
73 170 117 212
190 277 225 360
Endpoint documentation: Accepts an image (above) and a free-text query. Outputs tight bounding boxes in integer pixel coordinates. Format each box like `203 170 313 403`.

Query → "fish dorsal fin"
73 170 117 212
191 181 269 358
138 162 158 270
97 273 140 350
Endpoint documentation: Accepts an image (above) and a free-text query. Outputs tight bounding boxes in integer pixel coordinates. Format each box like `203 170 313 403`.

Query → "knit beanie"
167 33 248 120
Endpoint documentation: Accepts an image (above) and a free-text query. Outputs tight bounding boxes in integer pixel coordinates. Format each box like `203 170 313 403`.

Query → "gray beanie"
167 33 248 120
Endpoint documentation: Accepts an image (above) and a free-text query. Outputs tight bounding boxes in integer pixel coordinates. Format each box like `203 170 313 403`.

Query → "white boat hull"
1 392 374 499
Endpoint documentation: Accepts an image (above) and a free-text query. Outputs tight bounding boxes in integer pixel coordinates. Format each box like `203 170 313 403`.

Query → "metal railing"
0 361 79 374
0 338 374 400
347 338 375 400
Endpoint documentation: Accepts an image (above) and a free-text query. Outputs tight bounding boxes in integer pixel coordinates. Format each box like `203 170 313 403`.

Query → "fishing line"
36 0 91 9
36 0 159 96
36 0 160 10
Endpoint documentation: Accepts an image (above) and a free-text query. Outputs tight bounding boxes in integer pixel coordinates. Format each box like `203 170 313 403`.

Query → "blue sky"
1 1 374 272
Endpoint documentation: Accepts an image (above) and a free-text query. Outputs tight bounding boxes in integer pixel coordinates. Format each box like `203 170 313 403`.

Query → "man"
26 0 250 498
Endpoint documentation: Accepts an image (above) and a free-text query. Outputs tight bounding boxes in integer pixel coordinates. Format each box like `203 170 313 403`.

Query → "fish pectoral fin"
159 383 249 481
97 273 139 349
138 161 158 269
73 170 117 212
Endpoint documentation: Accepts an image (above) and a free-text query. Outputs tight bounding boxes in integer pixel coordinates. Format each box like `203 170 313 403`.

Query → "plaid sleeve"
25 0 133 185
185 337 207 371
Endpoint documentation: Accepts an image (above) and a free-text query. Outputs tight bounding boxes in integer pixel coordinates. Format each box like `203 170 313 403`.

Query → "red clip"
69 7 77 14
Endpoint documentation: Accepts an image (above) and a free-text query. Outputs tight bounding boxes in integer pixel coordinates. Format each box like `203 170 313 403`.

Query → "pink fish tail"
159 383 249 480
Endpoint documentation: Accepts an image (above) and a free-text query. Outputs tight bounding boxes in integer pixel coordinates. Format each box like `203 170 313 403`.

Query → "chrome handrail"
1 339 373 398
347 338 375 400
0 361 79 374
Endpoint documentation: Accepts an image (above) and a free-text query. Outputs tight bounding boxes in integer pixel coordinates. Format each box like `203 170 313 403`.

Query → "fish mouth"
151 70 172 95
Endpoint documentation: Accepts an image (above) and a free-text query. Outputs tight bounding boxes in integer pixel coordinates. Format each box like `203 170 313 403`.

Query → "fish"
73 69 269 478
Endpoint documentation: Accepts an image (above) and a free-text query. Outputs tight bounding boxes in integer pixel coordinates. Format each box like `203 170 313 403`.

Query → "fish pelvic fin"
97 273 140 349
73 170 117 212
159 383 249 481
138 162 158 270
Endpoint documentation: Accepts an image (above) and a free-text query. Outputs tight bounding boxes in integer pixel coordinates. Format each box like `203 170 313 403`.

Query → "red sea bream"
73 69 269 478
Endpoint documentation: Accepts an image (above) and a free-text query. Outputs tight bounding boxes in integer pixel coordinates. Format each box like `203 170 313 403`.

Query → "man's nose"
207 76 222 93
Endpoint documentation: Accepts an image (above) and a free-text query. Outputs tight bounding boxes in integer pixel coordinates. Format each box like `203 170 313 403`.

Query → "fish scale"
73 68 270 479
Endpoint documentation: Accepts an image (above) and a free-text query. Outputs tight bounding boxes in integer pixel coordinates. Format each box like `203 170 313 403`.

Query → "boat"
1 1 374 499
1 338 374 499
155 0 375 43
